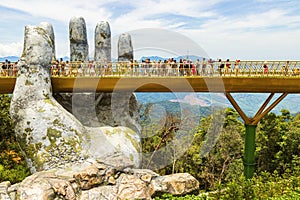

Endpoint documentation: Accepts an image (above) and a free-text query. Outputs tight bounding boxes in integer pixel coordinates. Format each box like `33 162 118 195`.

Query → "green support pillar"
244 124 257 179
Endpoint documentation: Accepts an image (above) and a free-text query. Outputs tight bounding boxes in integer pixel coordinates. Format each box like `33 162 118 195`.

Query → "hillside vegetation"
0 94 299 199
140 102 300 199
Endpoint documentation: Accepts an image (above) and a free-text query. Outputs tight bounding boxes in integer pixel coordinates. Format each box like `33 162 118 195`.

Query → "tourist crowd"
0 60 18 77
1 58 297 77
48 58 237 77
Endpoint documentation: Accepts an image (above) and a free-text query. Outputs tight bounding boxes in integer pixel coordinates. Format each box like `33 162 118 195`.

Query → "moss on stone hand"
25 127 33 133
45 77 49 84
129 154 134 161
53 118 65 128
44 98 56 106
47 127 62 144
125 132 141 153
38 107 46 112
25 79 34 86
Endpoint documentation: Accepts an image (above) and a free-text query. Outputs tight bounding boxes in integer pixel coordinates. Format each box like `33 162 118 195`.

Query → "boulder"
1 162 199 200
118 33 133 62
150 173 200 196
0 181 11 200
69 16 89 61
17 172 76 200
116 174 152 199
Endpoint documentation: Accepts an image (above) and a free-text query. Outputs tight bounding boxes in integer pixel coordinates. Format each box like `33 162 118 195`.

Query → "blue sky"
0 0 300 60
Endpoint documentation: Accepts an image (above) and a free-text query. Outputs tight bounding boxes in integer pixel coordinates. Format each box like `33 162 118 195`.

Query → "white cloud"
0 0 300 60
0 42 23 57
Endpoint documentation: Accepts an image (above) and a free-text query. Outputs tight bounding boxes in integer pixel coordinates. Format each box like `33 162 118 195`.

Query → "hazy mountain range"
0 56 19 62
139 55 203 62
135 92 300 116
0 55 203 63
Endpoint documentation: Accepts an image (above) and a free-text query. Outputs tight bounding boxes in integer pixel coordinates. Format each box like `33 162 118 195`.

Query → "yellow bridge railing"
1 60 300 78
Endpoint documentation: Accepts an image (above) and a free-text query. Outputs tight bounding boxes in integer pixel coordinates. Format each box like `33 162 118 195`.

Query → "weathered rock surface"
150 173 200 196
0 181 11 200
1 162 199 200
118 33 133 61
69 16 89 61
94 21 111 62
10 24 141 173
86 126 141 168
10 25 88 173
38 22 56 61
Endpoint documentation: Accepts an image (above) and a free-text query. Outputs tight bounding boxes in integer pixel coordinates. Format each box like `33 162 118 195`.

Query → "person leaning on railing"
201 58 207 76
207 58 214 76
0 62 3 76
12 62 18 77
218 59 224 76
234 60 240 76
224 59 231 76
263 61 268 75
284 61 289 76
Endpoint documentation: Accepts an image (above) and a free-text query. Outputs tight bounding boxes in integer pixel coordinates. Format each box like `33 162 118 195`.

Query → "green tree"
256 109 300 175
142 107 245 189
0 94 30 183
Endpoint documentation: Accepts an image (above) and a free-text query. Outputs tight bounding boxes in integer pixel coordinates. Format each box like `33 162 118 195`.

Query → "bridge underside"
1 77 300 94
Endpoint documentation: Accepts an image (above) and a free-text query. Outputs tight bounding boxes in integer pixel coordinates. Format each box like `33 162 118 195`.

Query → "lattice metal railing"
1 60 299 77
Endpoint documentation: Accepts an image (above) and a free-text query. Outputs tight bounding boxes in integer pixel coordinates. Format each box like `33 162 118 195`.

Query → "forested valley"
1 94 299 199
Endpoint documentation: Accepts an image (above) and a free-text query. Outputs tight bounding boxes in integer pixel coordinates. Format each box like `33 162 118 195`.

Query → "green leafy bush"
154 193 209 200
0 94 30 183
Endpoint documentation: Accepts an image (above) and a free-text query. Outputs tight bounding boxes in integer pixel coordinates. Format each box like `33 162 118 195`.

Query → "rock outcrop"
69 17 89 61
0 162 200 200
10 24 141 173
118 33 133 62
94 21 111 63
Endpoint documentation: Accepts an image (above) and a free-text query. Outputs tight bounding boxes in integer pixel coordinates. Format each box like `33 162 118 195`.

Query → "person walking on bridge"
263 61 268 75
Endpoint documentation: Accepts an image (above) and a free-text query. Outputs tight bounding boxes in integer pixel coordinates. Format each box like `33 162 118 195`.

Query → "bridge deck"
1 76 300 93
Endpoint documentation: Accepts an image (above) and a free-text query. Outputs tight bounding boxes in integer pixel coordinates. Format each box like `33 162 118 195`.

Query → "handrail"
1 60 300 78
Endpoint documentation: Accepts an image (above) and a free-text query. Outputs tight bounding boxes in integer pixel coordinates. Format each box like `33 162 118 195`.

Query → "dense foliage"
0 94 30 184
141 103 300 199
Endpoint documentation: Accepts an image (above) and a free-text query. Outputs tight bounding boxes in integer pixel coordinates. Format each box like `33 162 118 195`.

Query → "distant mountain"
139 56 165 62
138 55 204 62
135 93 300 116
0 56 19 62
0 56 71 62
1 55 203 63
59 56 70 61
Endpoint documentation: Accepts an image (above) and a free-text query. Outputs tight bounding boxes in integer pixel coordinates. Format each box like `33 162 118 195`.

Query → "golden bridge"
1 60 300 94
1 59 300 179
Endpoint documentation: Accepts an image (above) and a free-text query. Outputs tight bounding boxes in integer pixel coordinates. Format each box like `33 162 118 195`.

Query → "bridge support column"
225 92 288 179
244 124 257 179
